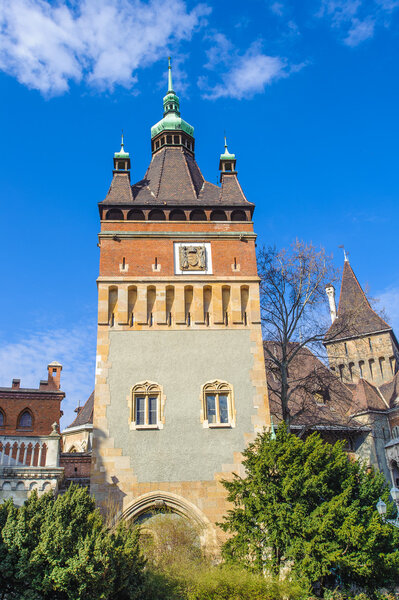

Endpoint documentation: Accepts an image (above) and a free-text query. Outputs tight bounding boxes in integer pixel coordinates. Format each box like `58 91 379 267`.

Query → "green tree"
220 427 399 592
0 484 145 600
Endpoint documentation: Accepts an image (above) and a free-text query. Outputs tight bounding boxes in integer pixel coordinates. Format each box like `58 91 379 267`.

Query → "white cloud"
0 323 97 429
344 16 375 45
200 38 292 100
0 0 210 96
379 287 399 335
317 0 398 45
270 1 285 16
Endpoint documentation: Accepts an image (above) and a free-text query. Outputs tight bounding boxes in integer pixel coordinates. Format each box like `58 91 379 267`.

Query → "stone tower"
90 60 270 547
324 258 399 387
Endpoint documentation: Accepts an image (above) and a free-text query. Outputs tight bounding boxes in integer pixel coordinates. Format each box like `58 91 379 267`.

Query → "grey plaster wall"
107 329 259 483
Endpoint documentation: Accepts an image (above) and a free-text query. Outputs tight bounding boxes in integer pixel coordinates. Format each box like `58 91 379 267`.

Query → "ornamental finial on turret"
168 56 174 92
219 134 236 173
113 130 130 172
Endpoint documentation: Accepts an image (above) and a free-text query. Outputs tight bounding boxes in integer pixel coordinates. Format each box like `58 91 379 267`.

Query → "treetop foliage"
220 427 399 592
0 484 145 600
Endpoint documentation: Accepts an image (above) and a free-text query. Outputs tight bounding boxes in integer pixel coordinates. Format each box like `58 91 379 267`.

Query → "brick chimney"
48 361 62 390
12 379 20 389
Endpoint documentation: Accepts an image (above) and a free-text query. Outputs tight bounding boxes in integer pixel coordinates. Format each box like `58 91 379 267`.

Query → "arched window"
392 426 399 439
18 410 33 428
201 380 235 427
127 209 145 221
106 209 124 220
148 209 166 221
0 409 4 427
190 209 207 221
231 210 246 221
169 209 186 221
130 382 164 429
210 210 227 221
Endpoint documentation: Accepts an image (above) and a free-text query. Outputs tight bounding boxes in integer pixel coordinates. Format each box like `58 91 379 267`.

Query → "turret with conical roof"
324 258 399 386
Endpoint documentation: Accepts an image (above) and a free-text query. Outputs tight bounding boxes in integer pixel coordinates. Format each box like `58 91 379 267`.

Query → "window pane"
136 396 145 425
148 396 157 425
19 411 32 427
206 394 216 423
0 412 3 426
219 395 229 423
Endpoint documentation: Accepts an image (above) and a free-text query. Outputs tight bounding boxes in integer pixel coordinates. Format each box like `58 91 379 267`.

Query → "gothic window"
202 381 235 427
18 410 33 428
369 359 375 379
391 426 399 439
359 360 364 378
0 409 4 427
130 382 163 429
349 362 355 381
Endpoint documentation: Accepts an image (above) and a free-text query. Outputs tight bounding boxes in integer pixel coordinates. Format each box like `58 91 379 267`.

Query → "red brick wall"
0 392 63 436
99 221 258 278
60 453 91 478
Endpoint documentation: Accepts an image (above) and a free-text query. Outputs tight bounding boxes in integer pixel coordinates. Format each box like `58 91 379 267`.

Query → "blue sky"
0 0 398 427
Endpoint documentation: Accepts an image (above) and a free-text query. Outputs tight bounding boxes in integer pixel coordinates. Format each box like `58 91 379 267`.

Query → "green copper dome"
151 58 194 140
114 133 130 158
220 137 235 161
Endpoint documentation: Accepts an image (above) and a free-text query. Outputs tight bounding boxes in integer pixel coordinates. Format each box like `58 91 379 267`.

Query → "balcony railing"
0 434 60 469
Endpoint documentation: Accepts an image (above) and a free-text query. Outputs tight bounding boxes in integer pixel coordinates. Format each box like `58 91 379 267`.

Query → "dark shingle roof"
325 261 391 343
102 147 253 208
379 372 399 408
66 391 94 429
104 172 133 204
349 379 388 412
264 342 363 430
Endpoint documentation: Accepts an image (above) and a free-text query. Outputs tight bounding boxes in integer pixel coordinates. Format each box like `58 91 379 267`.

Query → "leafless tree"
258 240 355 431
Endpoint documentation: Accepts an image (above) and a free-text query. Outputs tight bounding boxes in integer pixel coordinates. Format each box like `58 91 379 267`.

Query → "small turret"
113 132 130 173
219 136 237 176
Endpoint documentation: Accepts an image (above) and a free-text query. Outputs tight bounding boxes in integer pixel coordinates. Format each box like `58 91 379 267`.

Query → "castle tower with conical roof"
324 258 399 387
90 60 270 548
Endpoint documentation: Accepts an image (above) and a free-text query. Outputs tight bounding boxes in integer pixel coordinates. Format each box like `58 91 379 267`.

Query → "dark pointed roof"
325 261 391 343
379 372 399 408
350 378 388 412
66 391 94 429
102 146 253 208
104 172 133 204
264 342 363 430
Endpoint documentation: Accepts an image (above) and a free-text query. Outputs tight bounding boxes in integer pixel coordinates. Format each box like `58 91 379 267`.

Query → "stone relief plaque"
179 245 206 271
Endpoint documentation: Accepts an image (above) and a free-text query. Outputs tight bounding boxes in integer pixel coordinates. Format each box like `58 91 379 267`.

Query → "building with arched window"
0 363 64 505
90 59 270 547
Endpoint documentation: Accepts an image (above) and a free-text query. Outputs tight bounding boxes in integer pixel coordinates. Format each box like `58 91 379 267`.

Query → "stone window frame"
200 380 236 429
128 381 165 430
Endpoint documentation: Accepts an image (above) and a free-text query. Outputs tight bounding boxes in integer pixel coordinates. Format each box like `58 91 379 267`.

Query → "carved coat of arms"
179 245 206 271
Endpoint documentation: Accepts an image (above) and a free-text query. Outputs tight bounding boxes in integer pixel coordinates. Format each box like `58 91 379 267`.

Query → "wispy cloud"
317 0 398 46
0 323 97 429
200 36 298 100
0 0 210 96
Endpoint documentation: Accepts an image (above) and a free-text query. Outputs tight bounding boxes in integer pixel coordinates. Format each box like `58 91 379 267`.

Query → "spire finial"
167 56 173 92
121 129 124 151
338 245 349 262
224 132 228 153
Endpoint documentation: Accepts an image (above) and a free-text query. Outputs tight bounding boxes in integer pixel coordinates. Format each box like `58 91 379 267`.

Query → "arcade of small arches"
1 480 53 492
102 207 249 222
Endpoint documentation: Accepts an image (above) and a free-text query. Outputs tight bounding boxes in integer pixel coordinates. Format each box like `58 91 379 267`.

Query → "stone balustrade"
0 430 63 505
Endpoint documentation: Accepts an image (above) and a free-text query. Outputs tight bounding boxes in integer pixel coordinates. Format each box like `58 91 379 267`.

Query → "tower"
324 258 399 387
90 60 270 547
